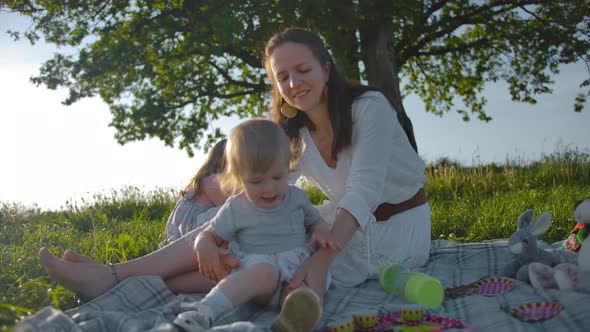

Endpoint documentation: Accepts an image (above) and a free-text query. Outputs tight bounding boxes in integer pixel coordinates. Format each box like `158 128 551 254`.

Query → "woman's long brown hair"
263 27 389 161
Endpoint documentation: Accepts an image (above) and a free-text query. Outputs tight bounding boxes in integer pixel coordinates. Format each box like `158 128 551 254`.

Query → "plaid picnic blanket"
16 240 590 332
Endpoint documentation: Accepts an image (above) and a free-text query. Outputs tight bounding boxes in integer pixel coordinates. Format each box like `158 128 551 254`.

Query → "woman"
263 27 431 300
38 26 430 316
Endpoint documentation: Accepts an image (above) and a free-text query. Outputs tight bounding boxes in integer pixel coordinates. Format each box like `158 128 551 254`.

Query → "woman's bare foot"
62 250 97 263
39 247 117 300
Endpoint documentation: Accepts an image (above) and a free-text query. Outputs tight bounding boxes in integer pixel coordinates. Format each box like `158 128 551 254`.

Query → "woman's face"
269 42 330 115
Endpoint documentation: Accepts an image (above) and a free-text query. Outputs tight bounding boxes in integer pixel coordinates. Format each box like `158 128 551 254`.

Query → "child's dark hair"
182 138 227 200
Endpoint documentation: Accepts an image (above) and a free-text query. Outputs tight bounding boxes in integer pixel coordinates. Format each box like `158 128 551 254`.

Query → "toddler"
175 119 339 332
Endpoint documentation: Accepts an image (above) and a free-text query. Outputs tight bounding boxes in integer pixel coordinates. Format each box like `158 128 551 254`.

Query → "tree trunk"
360 21 418 152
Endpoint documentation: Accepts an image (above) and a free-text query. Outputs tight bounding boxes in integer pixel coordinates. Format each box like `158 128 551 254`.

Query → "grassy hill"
1 149 589 328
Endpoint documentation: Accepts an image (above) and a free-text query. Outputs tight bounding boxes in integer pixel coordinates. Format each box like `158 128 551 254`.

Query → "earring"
280 101 298 119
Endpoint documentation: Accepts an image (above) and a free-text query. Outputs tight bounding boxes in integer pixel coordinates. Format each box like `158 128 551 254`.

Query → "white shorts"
230 246 331 306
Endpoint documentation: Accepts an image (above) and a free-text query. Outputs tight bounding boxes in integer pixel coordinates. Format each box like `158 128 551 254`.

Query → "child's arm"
307 220 342 251
194 225 233 282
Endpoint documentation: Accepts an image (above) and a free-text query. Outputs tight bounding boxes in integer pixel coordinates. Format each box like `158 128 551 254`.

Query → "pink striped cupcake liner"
473 277 515 296
501 302 561 322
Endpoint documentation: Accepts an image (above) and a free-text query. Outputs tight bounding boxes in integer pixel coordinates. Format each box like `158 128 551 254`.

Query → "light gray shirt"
210 185 321 254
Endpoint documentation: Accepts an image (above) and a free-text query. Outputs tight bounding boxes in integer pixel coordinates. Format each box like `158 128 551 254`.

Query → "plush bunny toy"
529 200 590 292
501 209 561 282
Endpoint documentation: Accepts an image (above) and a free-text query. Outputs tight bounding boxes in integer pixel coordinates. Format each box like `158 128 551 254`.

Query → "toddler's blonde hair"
220 119 292 195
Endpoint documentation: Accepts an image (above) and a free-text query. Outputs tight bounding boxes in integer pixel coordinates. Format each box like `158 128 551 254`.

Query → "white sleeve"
336 93 396 230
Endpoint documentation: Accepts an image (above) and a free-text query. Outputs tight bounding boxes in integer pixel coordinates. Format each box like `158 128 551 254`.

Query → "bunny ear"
517 209 534 230
530 212 552 236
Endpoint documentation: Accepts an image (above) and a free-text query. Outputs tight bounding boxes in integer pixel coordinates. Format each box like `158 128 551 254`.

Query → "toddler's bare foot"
62 250 96 263
39 247 117 300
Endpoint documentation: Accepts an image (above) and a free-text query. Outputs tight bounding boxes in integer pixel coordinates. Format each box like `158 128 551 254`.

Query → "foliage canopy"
3 0 589 154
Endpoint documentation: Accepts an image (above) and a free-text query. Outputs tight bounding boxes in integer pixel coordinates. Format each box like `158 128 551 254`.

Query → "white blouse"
291 91 429 286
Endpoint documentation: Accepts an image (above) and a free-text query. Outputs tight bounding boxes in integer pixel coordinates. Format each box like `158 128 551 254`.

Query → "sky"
1 12 589 211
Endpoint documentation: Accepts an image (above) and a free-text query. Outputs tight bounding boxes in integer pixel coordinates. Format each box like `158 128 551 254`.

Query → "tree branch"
222 45 262 69
399 0 542 64
208 61 266 91
414 57 446 99
416 37 489 57
424 0 451 20
206 89 262 99
519 5 590 41
394 0 450 63
0 0 41 14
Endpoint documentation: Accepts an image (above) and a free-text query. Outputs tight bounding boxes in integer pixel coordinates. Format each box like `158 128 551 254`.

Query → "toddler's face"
240 158 289 209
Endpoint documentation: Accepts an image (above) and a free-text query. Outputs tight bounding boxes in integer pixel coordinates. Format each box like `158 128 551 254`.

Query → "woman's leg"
63 249 216 294
165 271 216 294
39 230 237 300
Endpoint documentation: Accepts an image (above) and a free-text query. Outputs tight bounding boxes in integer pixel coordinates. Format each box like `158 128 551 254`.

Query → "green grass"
1 150 590 329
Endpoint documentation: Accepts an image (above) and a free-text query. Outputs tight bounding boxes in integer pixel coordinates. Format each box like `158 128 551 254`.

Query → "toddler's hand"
308 222 342 251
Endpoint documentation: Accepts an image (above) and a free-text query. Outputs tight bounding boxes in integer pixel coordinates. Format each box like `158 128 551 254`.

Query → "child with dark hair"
161 138 228 247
